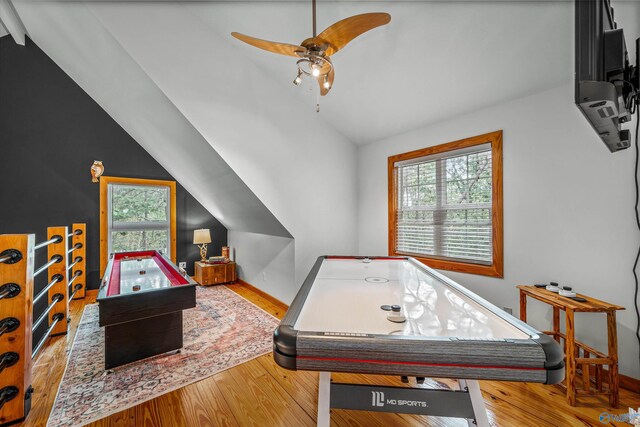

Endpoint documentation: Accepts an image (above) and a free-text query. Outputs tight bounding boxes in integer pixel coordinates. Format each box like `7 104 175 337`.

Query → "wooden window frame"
388 130 503 278
100 176 177 276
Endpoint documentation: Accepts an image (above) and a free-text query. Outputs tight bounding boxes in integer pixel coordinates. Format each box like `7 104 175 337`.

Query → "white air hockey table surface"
273 256 565 427
294 257 530 340
274 256 564 383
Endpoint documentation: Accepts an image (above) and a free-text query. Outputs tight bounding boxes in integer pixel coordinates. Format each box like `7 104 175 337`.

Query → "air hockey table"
98 250 197 369
273 256 564 426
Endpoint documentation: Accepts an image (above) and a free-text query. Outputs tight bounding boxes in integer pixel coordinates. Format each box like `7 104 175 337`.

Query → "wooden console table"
194 261 236 286
517 285 624 407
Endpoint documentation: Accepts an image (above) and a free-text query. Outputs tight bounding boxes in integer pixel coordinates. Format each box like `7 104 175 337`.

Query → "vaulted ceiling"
7 0 639 149
202 1 574 144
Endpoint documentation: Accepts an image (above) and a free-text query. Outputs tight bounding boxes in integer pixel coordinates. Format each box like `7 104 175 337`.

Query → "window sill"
391 251 503 278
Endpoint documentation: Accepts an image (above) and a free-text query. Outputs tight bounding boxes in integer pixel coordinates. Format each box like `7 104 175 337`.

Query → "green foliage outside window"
110 184 169 254
112 185 168 222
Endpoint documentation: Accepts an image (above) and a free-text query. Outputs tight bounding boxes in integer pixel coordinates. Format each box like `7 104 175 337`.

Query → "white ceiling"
189 1 574 144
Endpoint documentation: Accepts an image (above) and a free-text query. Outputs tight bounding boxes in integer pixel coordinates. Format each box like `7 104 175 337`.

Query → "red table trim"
107 251 189 297
298 355 545 371
325 256 407 261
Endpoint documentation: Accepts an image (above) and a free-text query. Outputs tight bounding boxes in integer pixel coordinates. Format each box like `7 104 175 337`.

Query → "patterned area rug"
47 285 280 427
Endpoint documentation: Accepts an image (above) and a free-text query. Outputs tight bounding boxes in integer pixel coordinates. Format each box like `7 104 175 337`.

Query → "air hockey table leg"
318 372 331 427
459 379 490 427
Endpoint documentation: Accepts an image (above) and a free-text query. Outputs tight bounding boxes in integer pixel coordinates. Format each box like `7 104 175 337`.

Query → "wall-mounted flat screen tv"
575 0 638 153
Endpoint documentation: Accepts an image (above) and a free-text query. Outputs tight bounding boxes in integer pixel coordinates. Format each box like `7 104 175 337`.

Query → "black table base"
104 311 183 370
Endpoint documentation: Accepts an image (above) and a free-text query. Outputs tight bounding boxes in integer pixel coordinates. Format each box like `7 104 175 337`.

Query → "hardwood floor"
19 284 640 427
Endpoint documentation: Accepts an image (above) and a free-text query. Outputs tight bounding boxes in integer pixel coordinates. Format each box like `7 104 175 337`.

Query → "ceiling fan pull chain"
316 91 320 112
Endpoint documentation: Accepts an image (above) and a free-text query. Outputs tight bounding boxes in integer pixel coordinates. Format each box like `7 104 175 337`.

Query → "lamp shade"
193 229 212 245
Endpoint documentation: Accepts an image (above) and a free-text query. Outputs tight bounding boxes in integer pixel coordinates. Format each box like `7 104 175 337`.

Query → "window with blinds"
388 131 503 277
395 144 492 264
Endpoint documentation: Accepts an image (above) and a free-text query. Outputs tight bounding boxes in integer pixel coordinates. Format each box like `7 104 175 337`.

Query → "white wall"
228 231 296 303
357 83 640 378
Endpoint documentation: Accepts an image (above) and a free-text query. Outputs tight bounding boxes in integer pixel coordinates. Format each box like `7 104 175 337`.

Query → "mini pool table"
98 250 197 369
274 256 564 426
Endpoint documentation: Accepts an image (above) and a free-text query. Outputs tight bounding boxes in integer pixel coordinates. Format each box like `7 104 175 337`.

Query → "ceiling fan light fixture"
293 71 303 86
231 3 391 98
296 57 331 79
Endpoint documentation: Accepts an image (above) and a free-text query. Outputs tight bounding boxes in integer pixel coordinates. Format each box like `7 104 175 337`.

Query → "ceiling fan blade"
319 66 335 96
316 13 391 56
231 32 304 57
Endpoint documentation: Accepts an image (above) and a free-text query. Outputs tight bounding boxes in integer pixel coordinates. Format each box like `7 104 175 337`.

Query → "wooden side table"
194 261 236 286
517 285 624 407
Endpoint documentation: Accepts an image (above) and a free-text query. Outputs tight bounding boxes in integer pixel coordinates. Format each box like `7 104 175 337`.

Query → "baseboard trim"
235 279 289 311
621 373 640 394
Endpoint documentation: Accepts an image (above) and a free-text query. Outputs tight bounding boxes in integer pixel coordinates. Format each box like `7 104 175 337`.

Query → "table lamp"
193 229 212 262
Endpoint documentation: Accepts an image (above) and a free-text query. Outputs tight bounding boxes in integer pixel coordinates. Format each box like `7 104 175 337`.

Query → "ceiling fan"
231 0 391 96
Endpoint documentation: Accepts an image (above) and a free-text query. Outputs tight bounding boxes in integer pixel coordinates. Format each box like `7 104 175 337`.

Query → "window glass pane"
402 186 419 208
469 177 492 204
403 165 418 186
111 230 168 254
446 180 467 205
419 185 437 206
469 152 492 178
418 162 436 185
112 185 168 223
446 156 467 181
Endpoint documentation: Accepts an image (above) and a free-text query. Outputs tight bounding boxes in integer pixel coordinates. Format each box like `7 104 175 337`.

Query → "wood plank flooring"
19 284 640 427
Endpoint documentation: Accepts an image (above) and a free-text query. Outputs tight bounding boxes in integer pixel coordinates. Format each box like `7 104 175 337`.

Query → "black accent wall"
0 36 227 298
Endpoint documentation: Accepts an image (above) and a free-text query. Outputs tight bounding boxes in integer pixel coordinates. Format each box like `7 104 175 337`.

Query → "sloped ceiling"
83 2 358 241
12 1 293 239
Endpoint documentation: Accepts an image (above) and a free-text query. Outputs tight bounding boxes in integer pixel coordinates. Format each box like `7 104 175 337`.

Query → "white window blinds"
394 143 493 265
